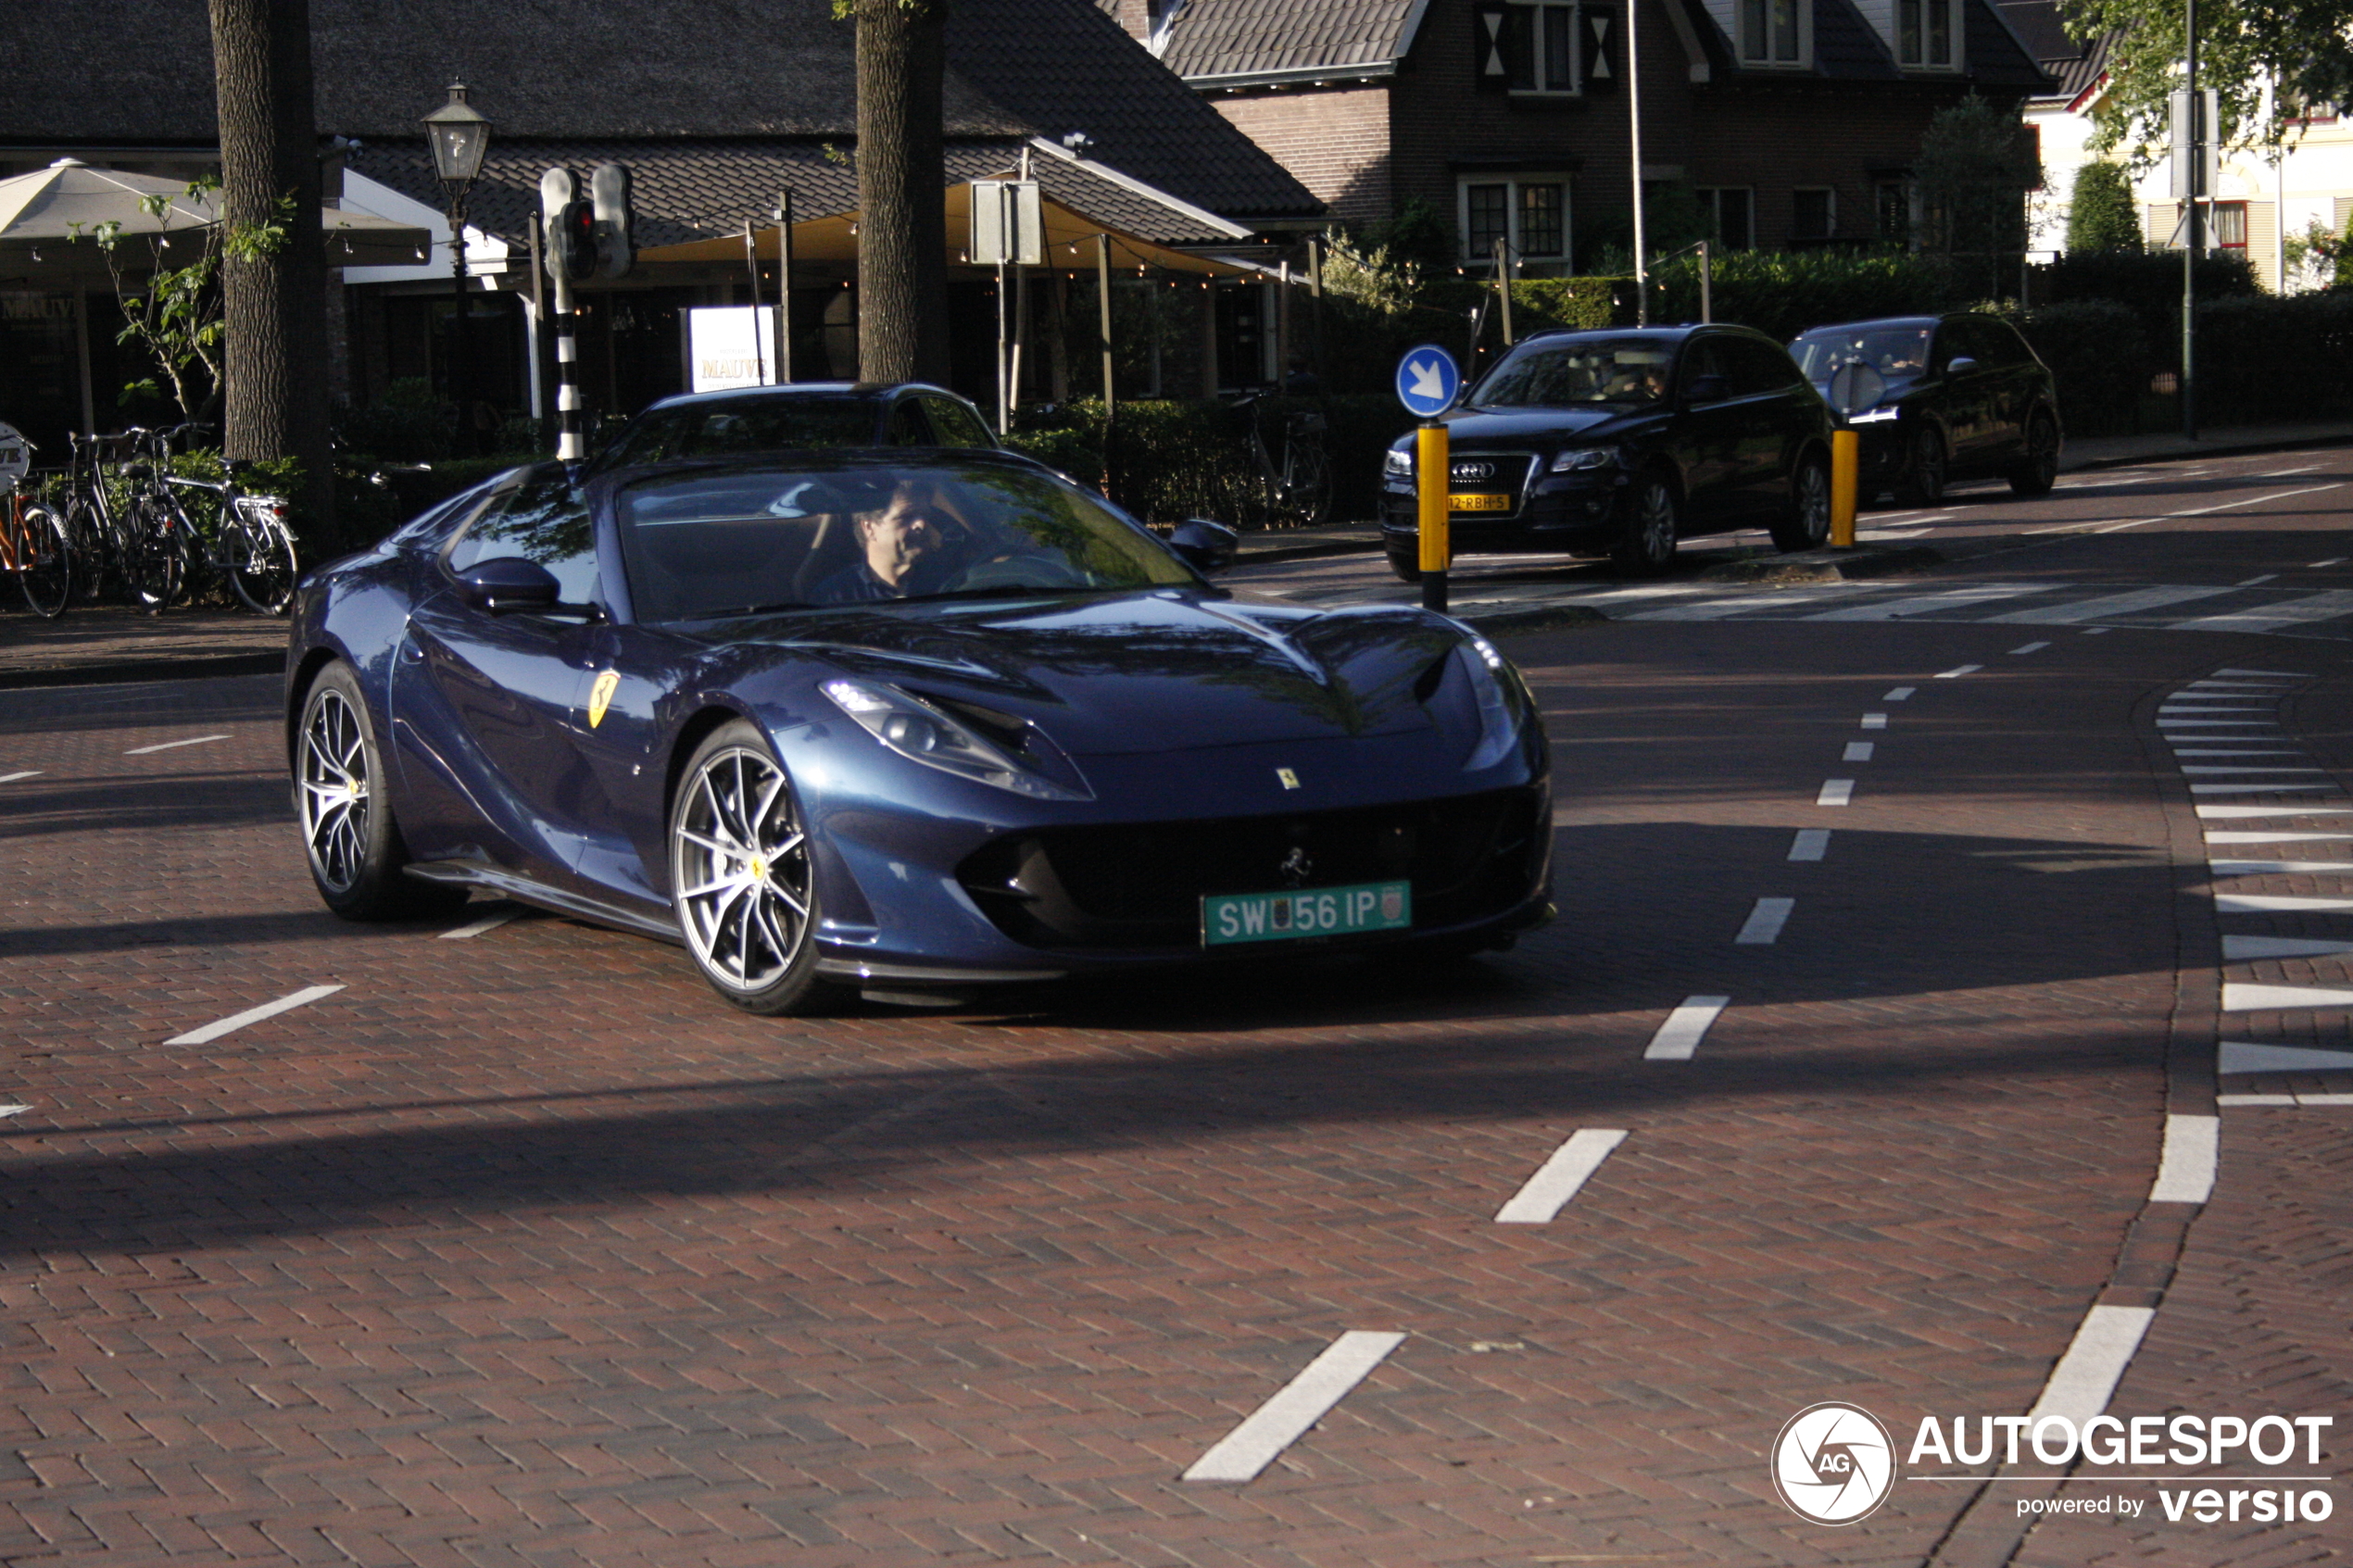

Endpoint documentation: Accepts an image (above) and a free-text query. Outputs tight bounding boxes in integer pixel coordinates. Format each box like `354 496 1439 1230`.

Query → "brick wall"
1210 89 1395 225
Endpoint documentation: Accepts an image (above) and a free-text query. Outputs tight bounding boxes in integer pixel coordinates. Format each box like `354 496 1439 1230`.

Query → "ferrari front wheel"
670 721 827 1014
296 662 464 920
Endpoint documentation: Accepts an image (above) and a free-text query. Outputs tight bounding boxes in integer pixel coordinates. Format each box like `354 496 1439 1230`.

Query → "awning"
0 158 434 275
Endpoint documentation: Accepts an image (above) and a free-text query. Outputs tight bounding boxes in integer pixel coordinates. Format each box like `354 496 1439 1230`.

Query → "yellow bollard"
1416 421 1451 610
1830 429 1859 550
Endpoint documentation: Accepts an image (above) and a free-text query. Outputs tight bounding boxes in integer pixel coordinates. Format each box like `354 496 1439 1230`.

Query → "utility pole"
775 188 794 383
2183 0 2199 440
1629 0 1647 325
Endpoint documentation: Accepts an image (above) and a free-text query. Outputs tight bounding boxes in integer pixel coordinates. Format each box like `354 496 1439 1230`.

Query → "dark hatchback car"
1379 324 1838 578
1789 314 2061 505
590 382 1000 470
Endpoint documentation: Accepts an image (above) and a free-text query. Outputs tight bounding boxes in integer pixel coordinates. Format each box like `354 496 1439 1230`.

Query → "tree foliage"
2062 0 2353 155
1914 94 2043 297
2065 161 2143 253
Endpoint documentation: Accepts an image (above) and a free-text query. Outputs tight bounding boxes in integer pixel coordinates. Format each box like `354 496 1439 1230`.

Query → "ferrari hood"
719 591 1467 756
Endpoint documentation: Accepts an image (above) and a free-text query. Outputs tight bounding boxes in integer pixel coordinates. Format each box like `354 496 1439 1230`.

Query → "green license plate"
1202 880 1413 947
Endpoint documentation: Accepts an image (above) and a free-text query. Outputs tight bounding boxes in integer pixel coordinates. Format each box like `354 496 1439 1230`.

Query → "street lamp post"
422 83 491 455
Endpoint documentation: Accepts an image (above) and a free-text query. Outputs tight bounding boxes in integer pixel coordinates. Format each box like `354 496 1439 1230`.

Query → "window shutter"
1583 2 1618 91
1474 1 1511 93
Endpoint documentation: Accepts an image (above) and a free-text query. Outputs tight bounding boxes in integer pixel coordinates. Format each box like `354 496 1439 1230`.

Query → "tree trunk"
854 0 950 384
209 0 333 542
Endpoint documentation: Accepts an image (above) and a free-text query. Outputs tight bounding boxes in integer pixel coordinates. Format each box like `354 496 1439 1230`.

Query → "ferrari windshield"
1472 337 1677 408
1792 325 1933 384
617 458 1195 621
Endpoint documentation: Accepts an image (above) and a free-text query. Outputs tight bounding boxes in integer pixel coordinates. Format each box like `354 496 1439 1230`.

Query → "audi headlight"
1459 634 1528 771
1847 406 1900 424
1383 447 1414 478
821 679 1090 800
1550 447 1616 472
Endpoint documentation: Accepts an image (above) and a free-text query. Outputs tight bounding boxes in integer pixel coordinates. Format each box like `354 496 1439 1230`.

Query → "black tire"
1611 472 1680 575
1771 454 1833 552
2009 410 2060 497
125 499 183 610
226 511 300 614
294 662 467 921
1385 543 1423 583
1898 424 1946 507
15 505 72 618
669 720 832 1016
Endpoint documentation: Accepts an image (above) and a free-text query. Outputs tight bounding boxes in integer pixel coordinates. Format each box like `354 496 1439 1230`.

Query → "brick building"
1106 0 2054 269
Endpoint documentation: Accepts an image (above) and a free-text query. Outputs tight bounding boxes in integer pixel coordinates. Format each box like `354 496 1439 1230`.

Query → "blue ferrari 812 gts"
285 450 1552 1012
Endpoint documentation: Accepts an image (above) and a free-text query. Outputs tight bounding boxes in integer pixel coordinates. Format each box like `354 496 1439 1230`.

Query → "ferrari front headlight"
821 679 1090 800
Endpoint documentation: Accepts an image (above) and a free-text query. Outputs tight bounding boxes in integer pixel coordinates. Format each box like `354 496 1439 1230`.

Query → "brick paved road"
2 474 2349 1566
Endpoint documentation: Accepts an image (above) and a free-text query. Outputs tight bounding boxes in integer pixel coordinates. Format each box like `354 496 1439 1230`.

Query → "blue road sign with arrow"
1395 344 1461 419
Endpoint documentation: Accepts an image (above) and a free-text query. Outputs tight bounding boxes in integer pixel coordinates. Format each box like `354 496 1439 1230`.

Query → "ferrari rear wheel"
671 721 826 1014
296 662 464 920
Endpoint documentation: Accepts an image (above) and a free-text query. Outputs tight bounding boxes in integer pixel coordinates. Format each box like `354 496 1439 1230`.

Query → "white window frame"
1457 174 1575 271
1737 0 1812 69
1894 0 1962 71
1695 186 1756 250
1504 0 1585 96
1791 185 1837 241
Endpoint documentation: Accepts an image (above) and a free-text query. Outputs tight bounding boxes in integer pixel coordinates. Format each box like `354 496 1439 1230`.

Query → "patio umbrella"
0 158 433 271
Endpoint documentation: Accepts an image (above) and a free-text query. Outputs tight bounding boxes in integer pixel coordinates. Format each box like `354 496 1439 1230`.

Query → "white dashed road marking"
2190 784 2339 795
1843 742 1874 761
1735 897 1794 945
1644 997 1730 1061
1882 686 1915 701
1789 829 1831 861
165 985 345 1046
2221 1041 2353 1074
2197 806 2353 818
1182 1331 1406 1483
2223 934 2353 959
1495 1129 1629 1223
0 1101 28 1118
2215 894 2353 913
2221 982 2353 1010
0 770 41 784
1861 712 1888 729
1987 584 2237 623
2147 1115 2220 1204
2027 1305 2156 1428
1817 780 1854 806
440 907 522 940
2208 833 2353 845
2008 641 2049 655
1934 664 1982 679
125 734 230 756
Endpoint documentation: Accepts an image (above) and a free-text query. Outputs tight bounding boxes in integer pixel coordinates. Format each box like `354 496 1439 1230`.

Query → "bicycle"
113 422 216 611
1230 393 1332 529
165 457 300 614
54 428 148 607
0 423 71 618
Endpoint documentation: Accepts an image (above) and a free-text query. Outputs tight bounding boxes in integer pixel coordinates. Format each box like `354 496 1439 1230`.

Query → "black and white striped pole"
539 168 585 462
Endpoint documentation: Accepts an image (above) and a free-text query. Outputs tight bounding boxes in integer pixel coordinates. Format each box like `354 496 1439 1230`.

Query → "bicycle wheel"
15 506 72 617
226 509 299 614
1282 439 1333 529
61 498 114 604
125 500 184 610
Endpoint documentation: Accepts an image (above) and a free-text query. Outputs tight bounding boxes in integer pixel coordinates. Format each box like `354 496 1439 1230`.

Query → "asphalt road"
4 450 2351 1566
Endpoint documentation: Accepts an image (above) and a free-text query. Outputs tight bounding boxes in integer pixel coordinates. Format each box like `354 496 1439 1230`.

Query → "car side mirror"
1684 374 1730 405
455 555 562 614
1945 356 1978 375
1168 518 1239 573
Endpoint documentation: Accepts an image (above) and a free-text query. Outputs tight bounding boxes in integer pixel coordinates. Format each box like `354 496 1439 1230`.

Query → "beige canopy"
0 158 433 274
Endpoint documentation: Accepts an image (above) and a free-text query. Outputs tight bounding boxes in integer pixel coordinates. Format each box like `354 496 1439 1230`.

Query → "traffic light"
591 162 635 278
555 199 598 282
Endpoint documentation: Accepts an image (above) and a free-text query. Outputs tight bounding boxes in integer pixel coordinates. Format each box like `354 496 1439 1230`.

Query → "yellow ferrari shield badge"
587 669 621 729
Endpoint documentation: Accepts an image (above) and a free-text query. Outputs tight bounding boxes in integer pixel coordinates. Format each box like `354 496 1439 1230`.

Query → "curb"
1696 543 1945 584
0 651 283 691
2057 429 2353 475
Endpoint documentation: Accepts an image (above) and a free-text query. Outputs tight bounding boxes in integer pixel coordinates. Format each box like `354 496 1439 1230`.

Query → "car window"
1932 321 1994 372
1472 337 1676 407
1970 319 2031 366
600 409 690 467
1679 340 1730 401
446 470 599 604
888 400 936 445
1793 324 1932 384
922 395 996 447
1722 336 1806 396
614 458 1194 622
599 397 885 470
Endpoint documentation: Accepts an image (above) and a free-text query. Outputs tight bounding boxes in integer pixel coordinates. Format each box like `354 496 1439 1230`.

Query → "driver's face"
859 492 941 586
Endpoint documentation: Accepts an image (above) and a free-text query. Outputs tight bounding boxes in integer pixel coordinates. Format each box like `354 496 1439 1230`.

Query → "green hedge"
2007 300 2151 438
1644 250 1947 342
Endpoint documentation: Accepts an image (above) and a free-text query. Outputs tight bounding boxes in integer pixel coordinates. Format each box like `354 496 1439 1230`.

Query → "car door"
1929 320 1999 473
393 470 608 884
1670 336 1744 529
1973 320 2039 470
1718 336 1809 519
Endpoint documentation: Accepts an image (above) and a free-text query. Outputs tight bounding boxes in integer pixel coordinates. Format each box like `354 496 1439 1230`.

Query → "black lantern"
422 84 491 453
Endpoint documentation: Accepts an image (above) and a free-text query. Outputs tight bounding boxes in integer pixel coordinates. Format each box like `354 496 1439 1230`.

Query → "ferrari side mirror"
1168 518 1239 573
455 555 561 614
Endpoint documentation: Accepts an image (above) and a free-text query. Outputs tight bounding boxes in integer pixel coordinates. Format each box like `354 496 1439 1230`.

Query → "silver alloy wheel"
1636 481 1677 565
299 687 371 892
673 745 812 993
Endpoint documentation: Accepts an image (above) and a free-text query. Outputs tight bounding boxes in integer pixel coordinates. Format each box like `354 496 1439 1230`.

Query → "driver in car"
812 480 947 602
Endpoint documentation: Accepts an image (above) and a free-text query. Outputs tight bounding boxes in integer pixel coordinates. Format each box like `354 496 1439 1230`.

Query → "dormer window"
1896 0 1957 69
1739 0 1809 68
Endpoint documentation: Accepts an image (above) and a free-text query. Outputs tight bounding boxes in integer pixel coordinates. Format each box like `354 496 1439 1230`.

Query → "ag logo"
1770 1402 1896 1525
